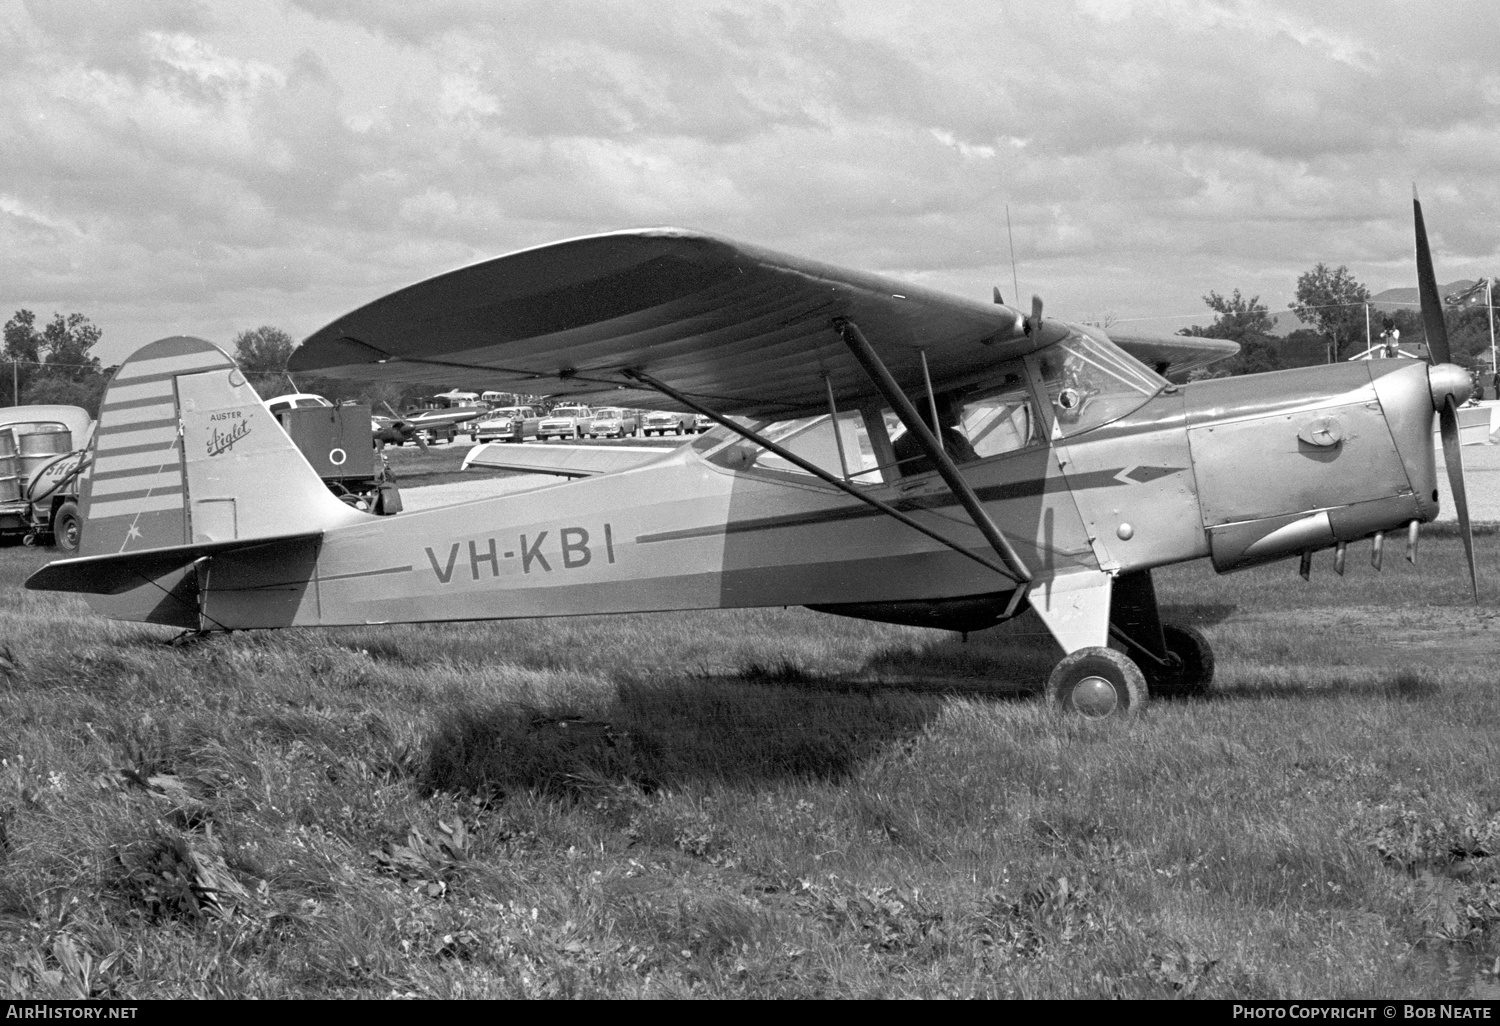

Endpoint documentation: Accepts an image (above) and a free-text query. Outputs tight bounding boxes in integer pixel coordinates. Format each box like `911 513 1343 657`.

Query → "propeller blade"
1413 187 1451 365
1439 395 1478 602
1030 294 1044 334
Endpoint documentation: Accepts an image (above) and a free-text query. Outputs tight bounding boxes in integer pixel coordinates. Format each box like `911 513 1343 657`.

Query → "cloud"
0 0 1497 362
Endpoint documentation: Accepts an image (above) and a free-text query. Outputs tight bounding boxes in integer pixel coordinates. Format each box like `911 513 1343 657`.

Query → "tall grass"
2 534 1499 997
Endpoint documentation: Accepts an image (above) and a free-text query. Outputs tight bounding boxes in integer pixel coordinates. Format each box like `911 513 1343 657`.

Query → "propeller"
1413 187 1478 601
380 401 430 452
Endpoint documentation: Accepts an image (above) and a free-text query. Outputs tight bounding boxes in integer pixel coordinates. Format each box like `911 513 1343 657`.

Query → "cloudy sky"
2 0 1497 366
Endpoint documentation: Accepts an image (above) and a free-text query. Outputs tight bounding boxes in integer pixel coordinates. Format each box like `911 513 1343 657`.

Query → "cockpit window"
1032 333 1166 438
698 412 889 484
954 370 1040 458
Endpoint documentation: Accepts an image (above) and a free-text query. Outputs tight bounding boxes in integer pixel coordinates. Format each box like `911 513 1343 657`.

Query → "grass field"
3 519 1500 998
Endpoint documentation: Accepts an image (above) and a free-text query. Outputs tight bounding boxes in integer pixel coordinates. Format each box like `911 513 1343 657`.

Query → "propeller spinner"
1414 187 1479 601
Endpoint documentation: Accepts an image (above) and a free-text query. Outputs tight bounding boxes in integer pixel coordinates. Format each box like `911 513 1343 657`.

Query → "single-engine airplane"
25 195 1478 718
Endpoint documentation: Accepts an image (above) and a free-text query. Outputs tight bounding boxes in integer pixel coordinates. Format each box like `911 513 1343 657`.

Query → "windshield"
1032 333 1165 437
552 407 589 417
593 408 624 418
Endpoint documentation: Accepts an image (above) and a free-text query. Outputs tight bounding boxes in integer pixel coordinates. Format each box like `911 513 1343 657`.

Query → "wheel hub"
1070 675 1119 718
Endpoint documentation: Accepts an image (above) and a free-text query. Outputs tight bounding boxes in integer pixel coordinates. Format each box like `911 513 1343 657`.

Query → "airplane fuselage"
145 357 1440 634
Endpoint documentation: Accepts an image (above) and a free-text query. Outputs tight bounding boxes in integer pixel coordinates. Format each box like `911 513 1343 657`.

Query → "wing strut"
835 319 1034 586
623 369 1027 585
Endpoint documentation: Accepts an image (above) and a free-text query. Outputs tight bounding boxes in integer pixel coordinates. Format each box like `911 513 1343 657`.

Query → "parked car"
582 407 639 438
474 406 542 443
693 414 713 433
537 405 593 440
642 410 695 436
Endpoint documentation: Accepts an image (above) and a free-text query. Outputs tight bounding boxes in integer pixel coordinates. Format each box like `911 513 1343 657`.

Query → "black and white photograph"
2 0 1499 1002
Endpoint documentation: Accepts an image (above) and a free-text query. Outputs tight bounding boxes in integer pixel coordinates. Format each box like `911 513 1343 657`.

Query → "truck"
0 405 95 554
269 400 403 515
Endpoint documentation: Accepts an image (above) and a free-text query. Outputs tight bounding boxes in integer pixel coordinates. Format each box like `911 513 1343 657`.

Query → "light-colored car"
642 410 695 436
582 407 639 438
474 406 541 443
692 414 713 433
537 405 593 440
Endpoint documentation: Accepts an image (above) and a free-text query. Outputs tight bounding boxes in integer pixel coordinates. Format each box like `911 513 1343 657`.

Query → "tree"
1444 278 1500 371
1 310 106 411
4 310 41 364
232 326 297 396
1182 289 1282 376
3 310 41 404
23 375 106 414
232 326 296 374
39 313 103 381
1290 263 1371 362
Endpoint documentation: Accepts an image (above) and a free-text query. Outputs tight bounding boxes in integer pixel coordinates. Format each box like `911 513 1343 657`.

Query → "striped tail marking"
82 337 235 557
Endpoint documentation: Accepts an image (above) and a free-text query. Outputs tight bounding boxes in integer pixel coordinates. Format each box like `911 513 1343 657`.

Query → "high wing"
292 228 1043 418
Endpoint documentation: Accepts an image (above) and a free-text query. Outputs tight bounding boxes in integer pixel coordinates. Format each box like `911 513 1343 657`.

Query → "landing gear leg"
1108 569 1214 698
1147 624 1215 698
1031 569 1149 719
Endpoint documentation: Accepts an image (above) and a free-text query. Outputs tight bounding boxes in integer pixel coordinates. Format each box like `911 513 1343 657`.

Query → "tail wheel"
1143 624 1215 698
1045 647 1148 719
53 500 82 554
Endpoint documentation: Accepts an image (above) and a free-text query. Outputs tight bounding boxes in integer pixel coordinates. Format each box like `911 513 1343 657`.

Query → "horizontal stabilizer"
461 443 671 478
26 533 322 595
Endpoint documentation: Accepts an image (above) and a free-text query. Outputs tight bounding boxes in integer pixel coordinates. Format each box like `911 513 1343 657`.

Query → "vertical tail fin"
31 336 366 625
83 335 363 558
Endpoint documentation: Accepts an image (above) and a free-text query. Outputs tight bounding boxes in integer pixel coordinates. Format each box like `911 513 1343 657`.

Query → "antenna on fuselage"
1005 204 1021 308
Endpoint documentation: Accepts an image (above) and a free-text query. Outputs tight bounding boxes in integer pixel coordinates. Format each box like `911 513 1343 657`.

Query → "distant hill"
1262 280 1481 343
1368 280 1479 313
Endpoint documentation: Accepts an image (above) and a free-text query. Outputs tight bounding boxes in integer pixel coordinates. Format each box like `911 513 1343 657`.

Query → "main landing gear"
1034 569 1214 719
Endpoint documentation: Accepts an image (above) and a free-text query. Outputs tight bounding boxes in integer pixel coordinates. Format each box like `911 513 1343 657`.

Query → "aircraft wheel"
1144 624 1215 699
1045 647 1148 719
53 500 81 555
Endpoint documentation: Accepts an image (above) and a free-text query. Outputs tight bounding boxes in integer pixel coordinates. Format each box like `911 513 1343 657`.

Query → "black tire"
1045 647 1148 719
53 500 81 554
1143 624 1215 698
